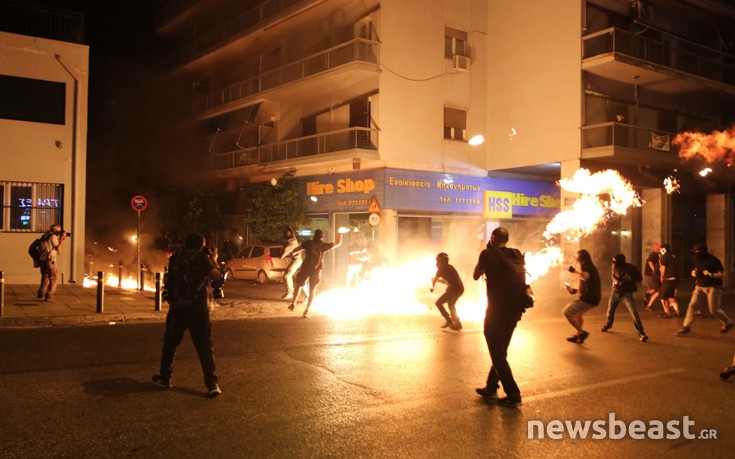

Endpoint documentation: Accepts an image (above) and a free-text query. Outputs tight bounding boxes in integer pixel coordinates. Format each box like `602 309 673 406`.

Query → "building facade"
156 0 735 283
0 2 88 284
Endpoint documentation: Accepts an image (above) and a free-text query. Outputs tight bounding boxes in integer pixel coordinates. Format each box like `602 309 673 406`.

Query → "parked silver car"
223 245 287 284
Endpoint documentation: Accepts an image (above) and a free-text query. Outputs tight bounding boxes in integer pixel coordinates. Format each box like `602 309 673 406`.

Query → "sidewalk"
0 283 294 328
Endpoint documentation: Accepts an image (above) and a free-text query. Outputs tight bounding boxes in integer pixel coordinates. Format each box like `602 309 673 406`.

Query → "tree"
158 187 223 246
241 175 306 242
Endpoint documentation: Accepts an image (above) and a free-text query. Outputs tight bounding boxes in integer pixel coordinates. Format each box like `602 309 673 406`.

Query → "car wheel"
256 270 268 284
225 268 234 281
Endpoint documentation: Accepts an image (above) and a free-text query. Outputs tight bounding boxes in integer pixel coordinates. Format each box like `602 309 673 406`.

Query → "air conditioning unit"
452 55 470 72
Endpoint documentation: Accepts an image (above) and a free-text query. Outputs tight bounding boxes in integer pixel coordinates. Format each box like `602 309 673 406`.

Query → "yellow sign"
368 198 381 214
483 191 513 219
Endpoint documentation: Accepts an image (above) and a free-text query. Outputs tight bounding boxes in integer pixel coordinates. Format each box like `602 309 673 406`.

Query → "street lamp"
468 134 485 146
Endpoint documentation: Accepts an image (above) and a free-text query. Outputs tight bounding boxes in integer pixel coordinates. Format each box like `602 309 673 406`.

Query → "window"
444 106 467 141
250 246 264 257
1 182 63 231
445 27 468 59
0 74 66 125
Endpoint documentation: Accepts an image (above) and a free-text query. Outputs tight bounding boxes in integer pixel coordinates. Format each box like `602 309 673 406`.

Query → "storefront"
297 169 561 281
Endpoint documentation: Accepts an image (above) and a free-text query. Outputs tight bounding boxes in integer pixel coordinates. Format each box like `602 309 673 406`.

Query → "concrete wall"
486 0 582 169
0 32 88 284
377 0 487 176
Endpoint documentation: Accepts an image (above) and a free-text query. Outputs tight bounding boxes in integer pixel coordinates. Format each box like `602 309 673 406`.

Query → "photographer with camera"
153 233 222 397
36 224 68 301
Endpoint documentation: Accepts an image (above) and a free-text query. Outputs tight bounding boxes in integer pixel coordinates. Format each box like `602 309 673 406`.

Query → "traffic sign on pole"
131 195 148 212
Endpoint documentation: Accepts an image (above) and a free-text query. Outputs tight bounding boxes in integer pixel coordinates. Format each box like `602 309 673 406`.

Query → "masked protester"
601 254 649 342
430 252 464 330
562 249 601 344
676 243 734 336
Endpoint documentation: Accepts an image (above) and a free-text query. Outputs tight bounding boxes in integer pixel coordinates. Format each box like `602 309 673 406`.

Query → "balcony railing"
211 127 379 170
165 0 312 69
581 122 678 154
583 27 735 87
195 38 380 114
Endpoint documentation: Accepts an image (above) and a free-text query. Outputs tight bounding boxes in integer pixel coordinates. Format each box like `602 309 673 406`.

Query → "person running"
562 249 601 344
647 244 681 318
472 227 526 407
430 252 464 330
676 243 734 336
287 229 343 318
601 254 649 342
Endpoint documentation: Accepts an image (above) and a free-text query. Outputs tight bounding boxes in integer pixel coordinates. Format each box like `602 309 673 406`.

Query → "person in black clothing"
642 244 661 308
430 252 464 330
288 229 343 318
562 249 601 344
601 253 649 342
153 233 222 397
676 243 734 336
646 244 681 318
472 227 525 407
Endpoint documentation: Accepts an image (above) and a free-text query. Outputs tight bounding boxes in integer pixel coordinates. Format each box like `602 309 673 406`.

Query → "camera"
62 230 71 237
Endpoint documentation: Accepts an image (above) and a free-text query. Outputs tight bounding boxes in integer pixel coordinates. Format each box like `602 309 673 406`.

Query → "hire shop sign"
483 179 561 219
300 170 385 213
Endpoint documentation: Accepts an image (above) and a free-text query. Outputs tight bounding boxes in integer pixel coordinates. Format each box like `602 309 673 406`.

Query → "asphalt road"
1 282 734 458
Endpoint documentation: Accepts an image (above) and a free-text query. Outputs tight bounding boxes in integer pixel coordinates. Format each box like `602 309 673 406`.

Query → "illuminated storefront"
297 169 560 279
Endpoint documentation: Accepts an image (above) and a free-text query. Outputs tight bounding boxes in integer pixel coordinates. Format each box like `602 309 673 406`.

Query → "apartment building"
486 0 735 275
0 1 88 284
155 0 560 277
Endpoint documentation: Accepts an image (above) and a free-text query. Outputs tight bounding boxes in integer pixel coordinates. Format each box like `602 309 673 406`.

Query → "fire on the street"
310 254 487 323
82 274 155 292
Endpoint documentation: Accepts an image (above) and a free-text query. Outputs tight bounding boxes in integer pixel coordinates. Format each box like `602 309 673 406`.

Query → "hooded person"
601 253 649 342
676 243 734 336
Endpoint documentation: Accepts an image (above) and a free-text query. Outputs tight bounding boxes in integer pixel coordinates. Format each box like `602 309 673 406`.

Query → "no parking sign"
131 195 148 212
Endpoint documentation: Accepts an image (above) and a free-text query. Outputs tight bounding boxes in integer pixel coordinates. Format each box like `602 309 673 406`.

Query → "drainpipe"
54 54 79 283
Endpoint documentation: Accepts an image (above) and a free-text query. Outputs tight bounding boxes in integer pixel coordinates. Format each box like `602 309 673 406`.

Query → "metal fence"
211 127 378 170
583 27 735 87
581 122 678 154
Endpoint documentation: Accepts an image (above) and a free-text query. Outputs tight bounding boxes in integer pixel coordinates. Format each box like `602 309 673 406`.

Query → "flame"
524 247 564 283
663 176 680 194
543 169 642 241
674 126 735 165
699 167 712 177
519 169 643 282
83 274 155 292
308 254 486 322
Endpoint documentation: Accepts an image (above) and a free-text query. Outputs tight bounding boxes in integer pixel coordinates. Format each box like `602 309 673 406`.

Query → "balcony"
580 122 681 168
582 27 735 103
211 127 379 171
165 0 318 69
194 38 380 117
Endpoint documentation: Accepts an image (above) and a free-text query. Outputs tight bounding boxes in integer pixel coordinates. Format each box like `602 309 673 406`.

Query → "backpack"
28 233 52 267
163 250 207 307
494 247 535 311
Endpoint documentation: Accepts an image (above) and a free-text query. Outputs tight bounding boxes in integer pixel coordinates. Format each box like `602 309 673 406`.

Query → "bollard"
155 272 162 311
96 271 105 313
0 271 5 318
118 261 123 288
139 263 145 291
